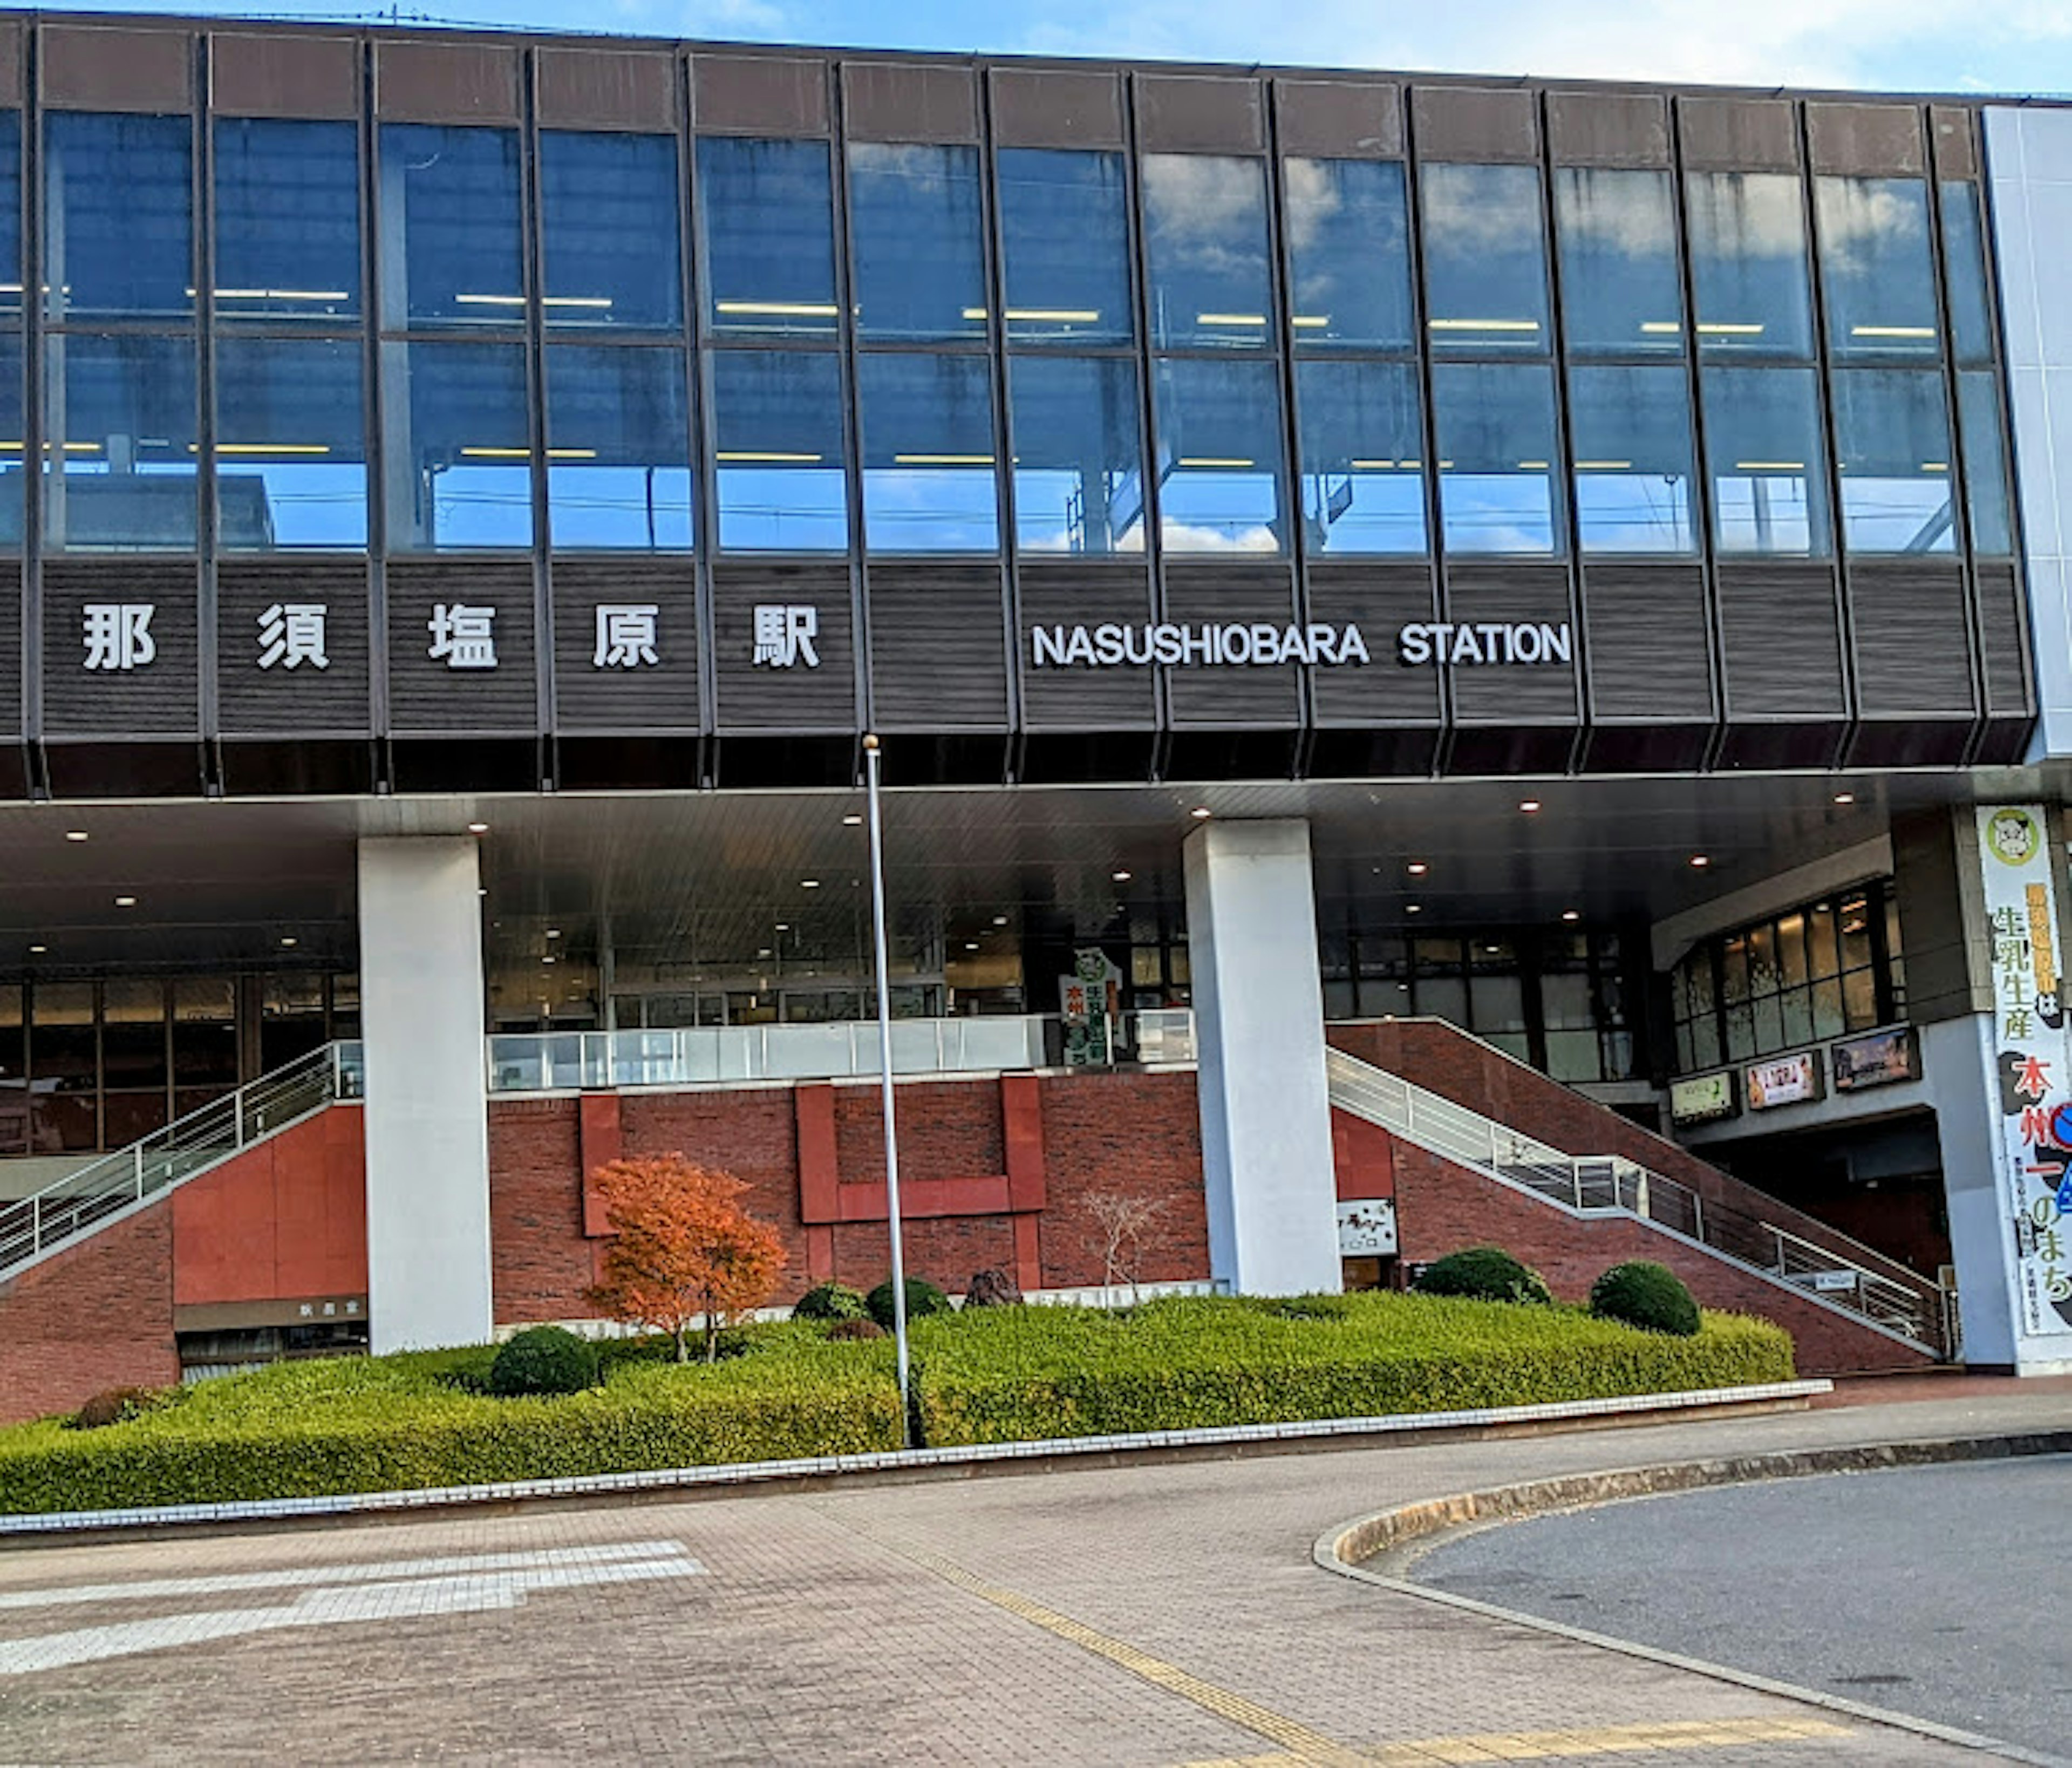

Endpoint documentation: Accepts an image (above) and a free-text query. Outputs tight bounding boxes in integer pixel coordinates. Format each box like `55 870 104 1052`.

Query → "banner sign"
1669 1070 1739 1126
1976 804 2072 1339
1746 1050 1823 1111
1831 1026 1921 1093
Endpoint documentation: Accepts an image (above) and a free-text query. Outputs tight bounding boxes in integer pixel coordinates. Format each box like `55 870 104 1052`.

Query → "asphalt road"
1413 1454 2072 1759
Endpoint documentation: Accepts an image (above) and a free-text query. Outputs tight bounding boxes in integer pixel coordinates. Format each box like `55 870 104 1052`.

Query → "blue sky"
10 0 2072 97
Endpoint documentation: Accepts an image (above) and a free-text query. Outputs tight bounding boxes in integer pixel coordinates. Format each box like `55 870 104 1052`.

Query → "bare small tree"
1080 1191 1169 1307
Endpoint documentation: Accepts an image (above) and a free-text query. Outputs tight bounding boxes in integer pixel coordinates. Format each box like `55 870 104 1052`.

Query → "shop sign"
1669 1070 1739 1126
1830 1026 1921 1093
1395 622 1575 666
1059 948 1122 1067
1337 1199 1399 1256
1028 621 1369 668
1746 1050 1824 1111
1975 804 2072 1338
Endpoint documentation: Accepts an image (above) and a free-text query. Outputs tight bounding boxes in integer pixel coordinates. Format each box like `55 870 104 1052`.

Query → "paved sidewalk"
0 1382 2063 1765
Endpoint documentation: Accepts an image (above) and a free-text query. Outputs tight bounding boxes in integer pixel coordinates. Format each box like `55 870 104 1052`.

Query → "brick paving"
0 1383 2063 1765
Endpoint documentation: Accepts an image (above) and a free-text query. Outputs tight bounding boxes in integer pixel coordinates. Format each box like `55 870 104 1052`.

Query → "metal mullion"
1668 104 1732 772
679 56 717 775
1401 110 1451 773
979 77 1024 778
360 42 390 782
1121 75 1170 771
520 49 553 786
20 26 43 789
194 56 218 785
827 85 870 749
1797 108 1858 766
1533 102 1587 775
1264 102 1316 772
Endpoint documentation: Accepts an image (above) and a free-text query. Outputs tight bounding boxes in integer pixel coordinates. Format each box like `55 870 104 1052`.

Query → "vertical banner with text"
1976 804 2072 1343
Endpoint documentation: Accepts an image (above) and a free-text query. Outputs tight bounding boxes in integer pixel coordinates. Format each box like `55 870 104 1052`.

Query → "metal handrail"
1325 1045 1945 1352
0 1042 364 1282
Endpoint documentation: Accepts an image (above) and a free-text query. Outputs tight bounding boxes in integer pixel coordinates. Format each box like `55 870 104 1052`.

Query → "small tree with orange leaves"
583 1155 786 1363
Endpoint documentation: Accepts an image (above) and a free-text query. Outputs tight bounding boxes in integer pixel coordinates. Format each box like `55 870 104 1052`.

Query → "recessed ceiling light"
992 914 1008 926
1189 806 1212 820
281 936 298 947
28 943 45 954
774 922 789 932
1113 869 1133 882
466 821 489 834
1518 799 1543 814
64 830 88 843
1560 909 1581 922
1406 903 1423 914
758 947 772 957
802 878 821 889
1407 861 1428 876
1690 854 1710 868
965 941 980 951
476 887 488 897
1834 792 1855 805
114 895 136 907
542 955 557 965
842 813 864 827
546 928 561 940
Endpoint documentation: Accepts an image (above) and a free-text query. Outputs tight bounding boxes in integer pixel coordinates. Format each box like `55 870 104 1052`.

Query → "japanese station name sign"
1023 620 1576 669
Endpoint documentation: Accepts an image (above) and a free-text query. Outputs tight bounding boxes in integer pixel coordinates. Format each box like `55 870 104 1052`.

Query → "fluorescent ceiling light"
892 454 994 466
1574 460 1633 471
1696 322 1764 335
1428 318 1539 331
715 300 840 317
1734 460 1804 471
1195 312 1266 326
1639 321 1682 334
716 451 823 463
1851 324 1935 338
1002 307 1100 323
1178 457 1255 468
454 293 527 307
1290 315 1331 328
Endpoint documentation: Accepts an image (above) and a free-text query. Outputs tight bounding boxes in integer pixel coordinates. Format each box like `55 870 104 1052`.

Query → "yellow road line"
1183 1715 1855 1766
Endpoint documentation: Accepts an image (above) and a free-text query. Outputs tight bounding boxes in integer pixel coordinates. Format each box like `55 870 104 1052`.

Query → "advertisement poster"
1976 804 2072 1338
1746 1051 1823 1111
1059 948 1122 1067
1669 1071 1737 1126
1831 1026 1921 1092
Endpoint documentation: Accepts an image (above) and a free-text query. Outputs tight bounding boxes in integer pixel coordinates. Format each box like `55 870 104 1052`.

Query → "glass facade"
847 142 986 343
539 131 684 332
377 124 524 329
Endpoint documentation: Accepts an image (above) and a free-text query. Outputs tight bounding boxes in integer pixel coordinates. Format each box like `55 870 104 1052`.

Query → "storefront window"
1815 176 1939 364
1153 356 1287 553
1566 363 1696 554
543 345 693 551
1295 359 1426 555
1142 154 1272 351
539 131 683 332
45 112 192 322
1282 157 1412 352
856 351 998 553
380 340 531 551
996 148 1134 346
1420 164 1550 356
698 137 838 340
1830 368 1954 553
1555 168 1684 357
214 118 361 324
1006 353 1146 555
1685 171 1815 362
42 332 199 553
710 348 848 552
215 336 369 551
848 142 986 343
1432 361 1560 555
377 124 523 330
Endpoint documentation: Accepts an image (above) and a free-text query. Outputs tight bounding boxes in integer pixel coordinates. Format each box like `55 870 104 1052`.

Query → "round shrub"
1412 1247 1554 1306
488 1325 601 1397
1589 1261 1701 1336
792 1281 870 1323
866 1276 952 1330
826 1317 885 1342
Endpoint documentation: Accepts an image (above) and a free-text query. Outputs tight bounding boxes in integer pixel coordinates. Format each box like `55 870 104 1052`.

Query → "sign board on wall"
1337 1199 1399 1257
1831 1026 1921 1092
1746 1050 1824 1111
1669 1070 1739 1127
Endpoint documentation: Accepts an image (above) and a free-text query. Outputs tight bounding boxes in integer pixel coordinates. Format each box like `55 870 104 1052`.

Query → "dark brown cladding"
536 46 678 132
374 38 520 124
42 23 193 111
210 32 358 119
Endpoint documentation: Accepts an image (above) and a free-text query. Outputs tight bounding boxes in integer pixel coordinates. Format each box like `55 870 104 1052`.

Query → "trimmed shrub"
827 1318 885 1342
1590 1262 1702 1337
792 1281 870 1323
963 1268 1024 1309
1412 1247 1554 1306
488 1325 601 1397
70 1387 166 1431
867 1276 952 1330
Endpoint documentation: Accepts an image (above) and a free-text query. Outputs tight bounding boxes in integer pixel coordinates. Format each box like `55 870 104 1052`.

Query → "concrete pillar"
1182 818 1341 1295
357 837 492 1352
1924 1015 2022 1368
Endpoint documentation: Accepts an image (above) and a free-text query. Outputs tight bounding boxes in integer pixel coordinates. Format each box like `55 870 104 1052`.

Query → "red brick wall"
1386 1139 1933 1374
1034 1070 1208 1288
0 1200 180 1423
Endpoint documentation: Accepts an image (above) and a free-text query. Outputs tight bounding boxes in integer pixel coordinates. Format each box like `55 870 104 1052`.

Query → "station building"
4 11 2072 1416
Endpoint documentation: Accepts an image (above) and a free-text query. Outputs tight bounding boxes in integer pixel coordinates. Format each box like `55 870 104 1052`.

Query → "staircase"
0 1042 363 1284
1326 1038 1951 1357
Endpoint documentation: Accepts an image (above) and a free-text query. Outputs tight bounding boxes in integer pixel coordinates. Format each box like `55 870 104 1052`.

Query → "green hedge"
0 1295 1794 1515
912 1294 1794 1446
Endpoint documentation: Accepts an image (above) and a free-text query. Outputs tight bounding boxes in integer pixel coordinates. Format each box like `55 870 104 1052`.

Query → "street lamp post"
861 734 912 1443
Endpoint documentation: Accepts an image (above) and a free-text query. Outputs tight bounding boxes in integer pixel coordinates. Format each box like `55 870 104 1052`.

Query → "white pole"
862 735 912 1443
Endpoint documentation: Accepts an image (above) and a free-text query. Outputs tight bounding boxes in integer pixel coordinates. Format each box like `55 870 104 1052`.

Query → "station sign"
1830 1026 1921 1093
1668 1070 1739 1127
1746 1050 1825 1111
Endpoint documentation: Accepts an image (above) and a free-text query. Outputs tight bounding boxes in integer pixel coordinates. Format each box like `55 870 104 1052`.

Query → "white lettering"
1153 625 1184 665
1512 622 1544 663
1094 623 1127 665
1224 624 1253 665
1450 624 1484 665
1063 627 1096 666
1338 624 1370 665
1542 622 1573 665
1032 625 1067 668
1122 624 1154 665
1398 624 1431 666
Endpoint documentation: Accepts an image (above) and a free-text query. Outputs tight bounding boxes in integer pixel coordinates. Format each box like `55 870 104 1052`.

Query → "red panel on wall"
171 1107 366 1306
578 1091 625 1237
1331 1107 1394 1201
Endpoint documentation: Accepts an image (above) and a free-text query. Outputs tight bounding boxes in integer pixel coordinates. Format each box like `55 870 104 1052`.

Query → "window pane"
698 137 838 339
1721 933 1749 1005
1686 171 1814 360
1778 910 1810 988
1153 356 1287 554
378 124 523 329
540 131 683 331
216 336 368 551
710 349 847 552
1567 363 1696 554
857 352 998 553
1142 154 1271 351
1807 900 1841 978
1839 893 1873 973
1747 921 1779 997
1554 168 1682 357
172 978 237 1089
0 336 21 548
1780 987 1813 1048
381 340 531 551
1420 164 1550 356
1432 361 1560 555
544 345 692 551
1816 176 1939 363
1959 370 2013 555
43 334 198 552
45 112 192 321
1007 353 1146 555
997 148 1133 346
1296 358 1426 555
1812 976 1845 1038
214 118 360 322
0 111 21 321
848 142 985 343
103 980 166 1092
1843 965 1878 1030
1701 365 1830 555
1832 368 1954 553
1283 157 1412 352
1940 181 1995 367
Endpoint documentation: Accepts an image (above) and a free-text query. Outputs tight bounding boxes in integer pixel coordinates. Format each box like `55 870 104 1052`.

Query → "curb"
1313 1431 2072 1768
0 1377 1828 1541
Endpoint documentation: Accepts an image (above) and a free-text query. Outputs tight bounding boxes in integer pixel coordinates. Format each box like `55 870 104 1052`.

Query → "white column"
357 837 492 1352
1182 818 1341 1295
1924 1016 2023 1369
